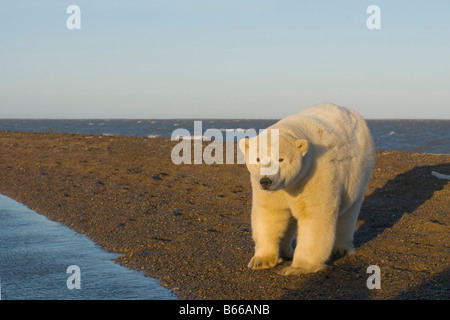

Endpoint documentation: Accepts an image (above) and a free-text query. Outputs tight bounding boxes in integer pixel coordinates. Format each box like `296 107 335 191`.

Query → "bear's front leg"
279 206 338 275
248 205 292 270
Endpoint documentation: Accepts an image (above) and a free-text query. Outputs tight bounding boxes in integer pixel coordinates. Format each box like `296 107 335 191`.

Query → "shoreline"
0 131 449 299
0 194 176 300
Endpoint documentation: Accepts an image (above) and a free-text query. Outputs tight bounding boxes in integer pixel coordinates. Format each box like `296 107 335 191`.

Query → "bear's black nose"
260 177 272 189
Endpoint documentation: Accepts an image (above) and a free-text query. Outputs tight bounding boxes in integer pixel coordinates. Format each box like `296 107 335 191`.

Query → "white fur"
239 103 375 275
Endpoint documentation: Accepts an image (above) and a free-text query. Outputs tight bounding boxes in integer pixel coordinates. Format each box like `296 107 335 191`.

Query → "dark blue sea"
0 119 448 300
0 119 449 154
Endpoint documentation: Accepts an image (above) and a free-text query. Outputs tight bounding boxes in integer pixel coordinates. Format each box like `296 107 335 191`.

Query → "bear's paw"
278 263 325 275
248 255 282 270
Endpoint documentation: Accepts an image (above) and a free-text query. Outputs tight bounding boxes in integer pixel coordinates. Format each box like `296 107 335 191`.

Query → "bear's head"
239 130 309 192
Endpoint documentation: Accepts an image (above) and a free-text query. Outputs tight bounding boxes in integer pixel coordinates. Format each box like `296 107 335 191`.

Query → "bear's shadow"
354 162 449 248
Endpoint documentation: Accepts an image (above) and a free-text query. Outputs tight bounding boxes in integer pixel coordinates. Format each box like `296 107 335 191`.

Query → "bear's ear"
294 139 309 155
238 138 250 153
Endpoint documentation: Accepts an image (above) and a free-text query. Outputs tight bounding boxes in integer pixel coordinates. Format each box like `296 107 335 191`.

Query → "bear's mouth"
260 186 278 193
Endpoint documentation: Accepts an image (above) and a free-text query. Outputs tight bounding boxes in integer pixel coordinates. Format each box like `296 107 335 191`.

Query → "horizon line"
0 117 449 121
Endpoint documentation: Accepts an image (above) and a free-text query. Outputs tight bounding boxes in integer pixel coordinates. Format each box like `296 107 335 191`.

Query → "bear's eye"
256 158 260 162
279 158 284 163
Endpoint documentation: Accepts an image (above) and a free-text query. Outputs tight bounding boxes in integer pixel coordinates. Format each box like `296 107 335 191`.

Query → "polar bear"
239 103 375 275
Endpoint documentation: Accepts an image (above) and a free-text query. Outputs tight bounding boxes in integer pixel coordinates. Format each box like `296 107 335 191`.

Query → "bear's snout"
259 177 272 190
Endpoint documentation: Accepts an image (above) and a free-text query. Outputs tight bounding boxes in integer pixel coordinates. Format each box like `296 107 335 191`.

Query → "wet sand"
0 131 448 299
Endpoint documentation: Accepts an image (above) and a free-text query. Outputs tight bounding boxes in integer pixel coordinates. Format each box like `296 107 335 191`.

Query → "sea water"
0 194 176 300
0 119 449 154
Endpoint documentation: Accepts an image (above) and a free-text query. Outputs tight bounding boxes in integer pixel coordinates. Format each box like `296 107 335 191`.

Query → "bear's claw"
248 255 282 270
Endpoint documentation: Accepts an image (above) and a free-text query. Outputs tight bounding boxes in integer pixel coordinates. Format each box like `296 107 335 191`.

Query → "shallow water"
0 194 177 300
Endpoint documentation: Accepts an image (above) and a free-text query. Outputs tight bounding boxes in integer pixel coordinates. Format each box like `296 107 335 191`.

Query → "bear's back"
272 103 372 152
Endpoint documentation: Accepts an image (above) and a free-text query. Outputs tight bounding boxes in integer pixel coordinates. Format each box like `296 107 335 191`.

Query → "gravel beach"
0 131 448 299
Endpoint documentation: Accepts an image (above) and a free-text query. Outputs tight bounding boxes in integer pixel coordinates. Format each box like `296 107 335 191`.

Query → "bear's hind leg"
279 217 296 260
332 194 364 257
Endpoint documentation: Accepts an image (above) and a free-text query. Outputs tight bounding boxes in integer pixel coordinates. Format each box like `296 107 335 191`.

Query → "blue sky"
1 1 449 119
